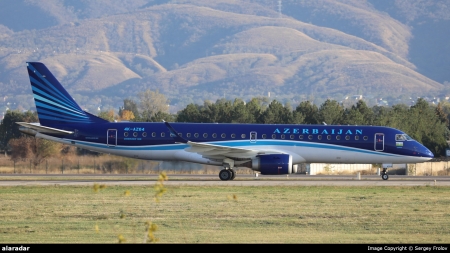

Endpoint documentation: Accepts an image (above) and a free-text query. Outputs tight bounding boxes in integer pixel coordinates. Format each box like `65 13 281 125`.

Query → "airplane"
17 62 434 181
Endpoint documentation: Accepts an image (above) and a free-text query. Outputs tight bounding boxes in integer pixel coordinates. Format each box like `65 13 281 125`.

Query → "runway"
1 174 450 186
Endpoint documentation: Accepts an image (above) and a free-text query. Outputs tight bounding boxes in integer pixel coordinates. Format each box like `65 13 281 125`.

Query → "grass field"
1 182 450 243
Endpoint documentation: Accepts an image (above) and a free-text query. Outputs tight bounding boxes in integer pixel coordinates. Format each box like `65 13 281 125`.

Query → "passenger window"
327 135 331 140
212 133 217 138
186 133 191 138
241 134 246 138
194 133 199 138
161 132 165 137
124 132 129 137
281 134 285 139
272 134 276 139
364 136 368 141
142 132 147 137
178 133 182 137
262 134 267 139
203 133 208 138
221 133 226 138
336 135 341 140
299 135 304 140
345 135 350 140
308 135 313 140
355 136 359 140
318 135 322 140
133 132 138 137
290 135 295 139
231 134 236 138
152 132 156 137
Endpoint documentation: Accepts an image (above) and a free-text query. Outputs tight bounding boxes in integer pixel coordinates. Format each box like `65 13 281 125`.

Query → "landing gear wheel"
230 169 236 180
219 169 232 181
381 167 389 180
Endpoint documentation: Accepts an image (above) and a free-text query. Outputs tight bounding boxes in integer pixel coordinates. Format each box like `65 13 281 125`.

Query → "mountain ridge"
0 0 448 113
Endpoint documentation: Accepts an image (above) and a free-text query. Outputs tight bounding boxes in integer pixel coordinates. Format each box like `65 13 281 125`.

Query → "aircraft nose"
425 149 434 158
420 145 434 158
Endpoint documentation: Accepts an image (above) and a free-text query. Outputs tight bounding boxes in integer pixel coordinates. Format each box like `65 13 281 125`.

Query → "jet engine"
251 154 293 175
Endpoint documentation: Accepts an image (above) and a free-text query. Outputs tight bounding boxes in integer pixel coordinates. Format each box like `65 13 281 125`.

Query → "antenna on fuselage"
322 122 327 125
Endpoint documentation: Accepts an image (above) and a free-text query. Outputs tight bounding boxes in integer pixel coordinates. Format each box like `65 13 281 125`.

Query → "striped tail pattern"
26 62 107 126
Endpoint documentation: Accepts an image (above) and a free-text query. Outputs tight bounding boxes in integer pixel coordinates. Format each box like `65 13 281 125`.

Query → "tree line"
1 89 450 164
98 90 450 157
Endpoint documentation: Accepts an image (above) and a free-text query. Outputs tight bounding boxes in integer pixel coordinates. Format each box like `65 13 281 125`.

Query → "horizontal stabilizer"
16 122 74 135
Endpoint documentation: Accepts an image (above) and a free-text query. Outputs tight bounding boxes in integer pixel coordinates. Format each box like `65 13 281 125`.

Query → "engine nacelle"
252 154 293 175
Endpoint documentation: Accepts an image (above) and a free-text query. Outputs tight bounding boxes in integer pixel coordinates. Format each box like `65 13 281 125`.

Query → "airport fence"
0 155 254 175
0 155 449 176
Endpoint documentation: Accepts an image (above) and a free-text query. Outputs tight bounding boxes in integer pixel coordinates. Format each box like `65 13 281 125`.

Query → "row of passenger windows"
123 132 369 141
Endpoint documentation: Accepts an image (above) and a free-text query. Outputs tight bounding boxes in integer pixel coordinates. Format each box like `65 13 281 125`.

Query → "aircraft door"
107 129 117 147
250 131 257 143
374 133 384 151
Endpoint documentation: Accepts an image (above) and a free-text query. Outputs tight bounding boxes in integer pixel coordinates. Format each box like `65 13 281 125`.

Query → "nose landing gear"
381 168 389 180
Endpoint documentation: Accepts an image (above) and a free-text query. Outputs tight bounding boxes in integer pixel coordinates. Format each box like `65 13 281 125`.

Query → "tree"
198 99 233 123
231 99 253 123
215 99 233 123
316 99 344 125
295 101 318 124
8 136 61 169
260 100 295 124
0 110 38 155
342 100 374 125
176 103 202 122
120 110 135 121
407 99 449 156
98 109 116 122
138 89 169 121
151 111 176 122
119 98 140 121
371 105 391 126
245 98 263 123
435 102 449 127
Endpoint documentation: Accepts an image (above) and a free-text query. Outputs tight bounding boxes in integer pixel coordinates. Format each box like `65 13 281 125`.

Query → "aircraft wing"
164 121 283 160
184 140 264 159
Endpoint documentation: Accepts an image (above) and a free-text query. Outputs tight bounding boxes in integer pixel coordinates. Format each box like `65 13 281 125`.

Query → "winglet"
164 121 189 143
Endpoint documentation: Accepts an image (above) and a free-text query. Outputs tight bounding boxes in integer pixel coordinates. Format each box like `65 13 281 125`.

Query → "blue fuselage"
43 122 434 165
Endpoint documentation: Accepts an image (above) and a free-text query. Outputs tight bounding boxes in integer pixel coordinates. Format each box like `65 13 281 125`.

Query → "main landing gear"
219 168 236 181
219 158 236 181
381 168 389 180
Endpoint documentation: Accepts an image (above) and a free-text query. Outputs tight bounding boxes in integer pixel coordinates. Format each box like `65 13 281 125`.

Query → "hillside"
0 0 449 113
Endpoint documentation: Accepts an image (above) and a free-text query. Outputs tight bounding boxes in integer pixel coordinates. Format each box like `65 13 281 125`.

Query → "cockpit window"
396 134 412 141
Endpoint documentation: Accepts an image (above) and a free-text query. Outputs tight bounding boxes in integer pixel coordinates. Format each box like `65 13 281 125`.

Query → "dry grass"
0 155 254 175
0 184 450 243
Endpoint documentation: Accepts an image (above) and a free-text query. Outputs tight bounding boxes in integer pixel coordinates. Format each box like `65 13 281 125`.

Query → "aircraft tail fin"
26 62 108 126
